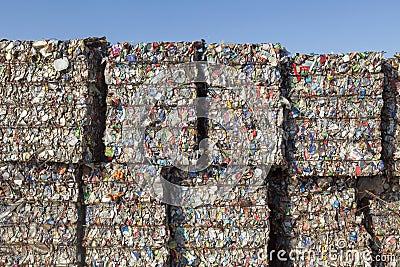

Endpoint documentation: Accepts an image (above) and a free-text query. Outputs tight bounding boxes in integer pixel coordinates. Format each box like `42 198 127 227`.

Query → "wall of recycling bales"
0 37 399 267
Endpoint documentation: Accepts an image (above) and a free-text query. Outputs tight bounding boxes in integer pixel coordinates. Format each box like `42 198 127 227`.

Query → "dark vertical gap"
381 60 397 180
76 165 85 267
166 203 173 267
195 83 208 145
78 38 109 267
358 188 381 267
268 52 292 267
94 52 108 163
194 39 208 148
267 168 292 267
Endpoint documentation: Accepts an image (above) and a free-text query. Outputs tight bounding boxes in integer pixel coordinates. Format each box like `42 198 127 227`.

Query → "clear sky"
1 0 398 57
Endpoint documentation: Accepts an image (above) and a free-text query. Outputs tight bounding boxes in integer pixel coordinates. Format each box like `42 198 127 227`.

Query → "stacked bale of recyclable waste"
270 176 371 266
168 187 270 267
82 162 169 266
0 163 79 266
286 52 384 177
0 38 106 163
204 42 287 166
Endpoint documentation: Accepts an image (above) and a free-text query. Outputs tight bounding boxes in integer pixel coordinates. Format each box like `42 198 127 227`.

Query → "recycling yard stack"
0 37 400 267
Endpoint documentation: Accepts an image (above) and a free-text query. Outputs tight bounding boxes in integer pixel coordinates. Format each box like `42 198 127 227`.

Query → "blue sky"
1 0 398 57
